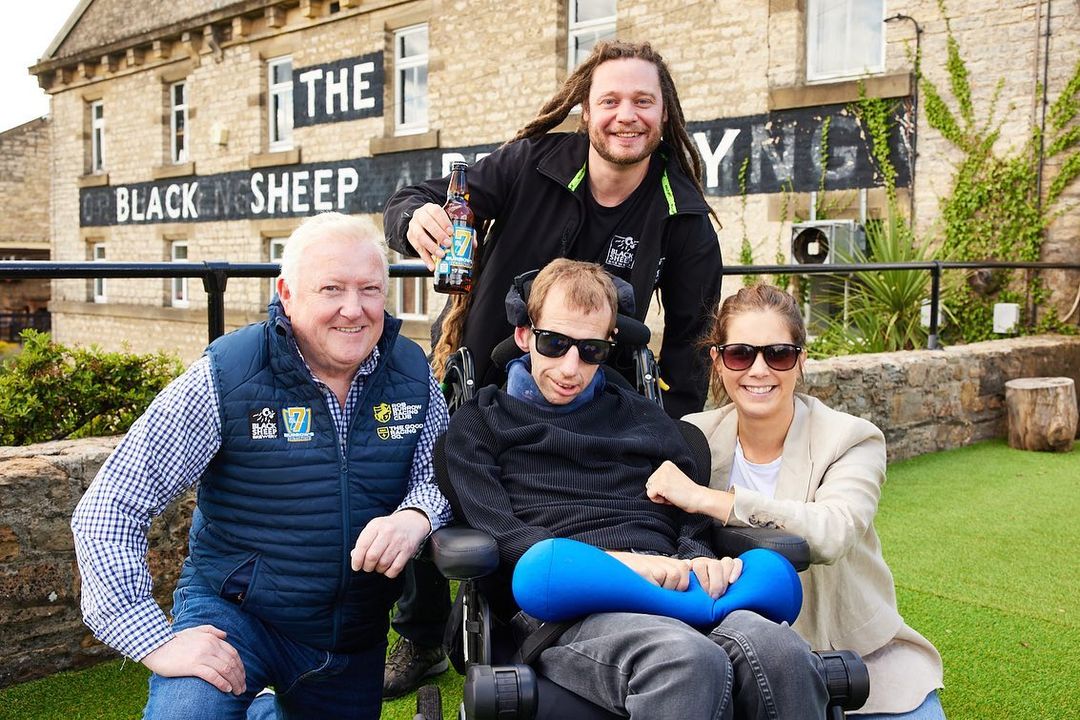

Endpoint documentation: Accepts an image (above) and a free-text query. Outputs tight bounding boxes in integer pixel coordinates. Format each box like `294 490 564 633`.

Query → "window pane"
574 0 616 23
271 59 292 85
573 28 615 66
400 27 428 58
401 66 429 126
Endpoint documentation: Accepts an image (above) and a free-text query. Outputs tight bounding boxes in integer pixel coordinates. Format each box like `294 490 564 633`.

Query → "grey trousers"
536 609 829 719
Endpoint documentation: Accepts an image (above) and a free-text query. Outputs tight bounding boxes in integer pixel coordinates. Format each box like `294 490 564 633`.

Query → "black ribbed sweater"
445 383 716 572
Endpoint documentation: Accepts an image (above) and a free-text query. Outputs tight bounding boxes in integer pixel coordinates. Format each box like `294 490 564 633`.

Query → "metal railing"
0 311 51 342
1 260 1077 348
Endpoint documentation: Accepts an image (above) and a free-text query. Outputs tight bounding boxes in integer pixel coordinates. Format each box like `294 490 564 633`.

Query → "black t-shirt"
573 156 664 285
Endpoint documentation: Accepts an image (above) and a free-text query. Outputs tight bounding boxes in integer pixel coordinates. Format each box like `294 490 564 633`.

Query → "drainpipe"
1031 0 1052 328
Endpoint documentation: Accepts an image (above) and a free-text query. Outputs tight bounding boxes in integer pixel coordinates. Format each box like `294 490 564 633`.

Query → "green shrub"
0 330 183 446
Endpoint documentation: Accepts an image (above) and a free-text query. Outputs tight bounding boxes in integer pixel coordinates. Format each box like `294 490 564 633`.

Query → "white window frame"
394 24 429 136
268 56 294 151
92 243 107 302
567 0 616 72
392 252 428 320
90 101 105 173
268 236 287 301
806 0 886 83
170 81 188 164
171 241 189 308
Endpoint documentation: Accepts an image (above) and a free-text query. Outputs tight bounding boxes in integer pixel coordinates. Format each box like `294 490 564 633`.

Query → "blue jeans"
536 609 828 720
858 691 945 720
142 583 385 720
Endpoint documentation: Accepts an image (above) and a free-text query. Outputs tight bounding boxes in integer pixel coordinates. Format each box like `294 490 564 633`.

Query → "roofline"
42 0 95 60
31 0 267 76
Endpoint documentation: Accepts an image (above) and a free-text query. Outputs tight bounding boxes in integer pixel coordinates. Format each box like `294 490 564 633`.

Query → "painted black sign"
79 102 910 227
293 52 384 127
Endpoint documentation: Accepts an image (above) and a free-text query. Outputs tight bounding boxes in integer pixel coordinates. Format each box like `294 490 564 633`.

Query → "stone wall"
1 334 1078 687
0 437 192 689
803 335 1080 461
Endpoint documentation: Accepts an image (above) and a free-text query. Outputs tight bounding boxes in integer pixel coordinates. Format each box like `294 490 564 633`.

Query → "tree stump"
1004 377 1078 452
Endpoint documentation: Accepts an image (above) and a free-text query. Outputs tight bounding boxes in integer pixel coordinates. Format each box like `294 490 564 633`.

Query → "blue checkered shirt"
71 345 450 661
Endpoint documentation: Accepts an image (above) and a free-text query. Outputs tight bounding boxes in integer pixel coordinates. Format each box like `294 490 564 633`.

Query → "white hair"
278 212 389 291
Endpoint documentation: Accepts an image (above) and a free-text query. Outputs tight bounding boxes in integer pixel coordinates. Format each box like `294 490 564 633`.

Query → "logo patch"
373 401 423 423
373 402 392 423
282 406 314 442
605 234 638 270
375 423 424 441
249 407 279 440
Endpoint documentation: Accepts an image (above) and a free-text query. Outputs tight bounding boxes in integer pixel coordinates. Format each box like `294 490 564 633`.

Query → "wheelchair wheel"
415 683 442 720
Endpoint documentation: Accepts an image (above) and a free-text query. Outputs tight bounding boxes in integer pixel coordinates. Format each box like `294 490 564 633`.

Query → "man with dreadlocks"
380 39 724 699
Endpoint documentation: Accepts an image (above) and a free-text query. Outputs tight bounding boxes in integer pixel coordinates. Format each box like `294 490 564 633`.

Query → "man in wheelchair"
441 259 832 718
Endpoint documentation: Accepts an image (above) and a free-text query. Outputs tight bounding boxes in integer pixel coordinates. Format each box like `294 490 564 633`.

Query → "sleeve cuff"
95 596 175 662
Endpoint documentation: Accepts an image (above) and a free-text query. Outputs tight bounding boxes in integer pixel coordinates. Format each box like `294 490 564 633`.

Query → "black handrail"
1 260 1077 345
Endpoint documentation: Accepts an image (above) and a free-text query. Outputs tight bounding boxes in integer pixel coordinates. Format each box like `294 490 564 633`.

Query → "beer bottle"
433 161 475 294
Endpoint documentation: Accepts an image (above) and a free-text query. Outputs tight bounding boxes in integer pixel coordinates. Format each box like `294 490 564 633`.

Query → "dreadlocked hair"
431 292 471 380
510 40 717 226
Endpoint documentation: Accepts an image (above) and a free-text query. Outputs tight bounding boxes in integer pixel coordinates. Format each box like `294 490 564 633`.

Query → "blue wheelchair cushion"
512 538 802 627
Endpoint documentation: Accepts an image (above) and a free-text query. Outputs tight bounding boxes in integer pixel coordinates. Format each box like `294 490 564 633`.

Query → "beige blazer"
685 394 943 713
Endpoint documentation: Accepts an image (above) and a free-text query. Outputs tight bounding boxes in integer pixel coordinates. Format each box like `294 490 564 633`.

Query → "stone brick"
0 527 19 562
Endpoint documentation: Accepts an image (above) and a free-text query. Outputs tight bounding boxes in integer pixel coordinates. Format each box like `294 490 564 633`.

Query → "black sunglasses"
532 328 615 365
714 343 803 372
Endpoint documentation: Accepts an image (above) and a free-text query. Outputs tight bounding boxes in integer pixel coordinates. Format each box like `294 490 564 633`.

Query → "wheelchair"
416 304 869 720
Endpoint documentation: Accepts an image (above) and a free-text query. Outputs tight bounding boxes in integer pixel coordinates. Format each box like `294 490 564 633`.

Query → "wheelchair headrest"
504 268 644 347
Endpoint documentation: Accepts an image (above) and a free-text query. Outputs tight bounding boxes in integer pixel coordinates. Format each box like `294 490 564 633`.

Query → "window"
806 0 885 82
394 24 429 135
92 243 107 302
171 241 189 308
568 0 616 71
392 252 427 319
90 101 105 173
268 236 287 301
170 81 188 163
268 57 293 150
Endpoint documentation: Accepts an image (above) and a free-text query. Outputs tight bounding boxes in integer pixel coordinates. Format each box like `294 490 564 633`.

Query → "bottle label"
448 220 474 267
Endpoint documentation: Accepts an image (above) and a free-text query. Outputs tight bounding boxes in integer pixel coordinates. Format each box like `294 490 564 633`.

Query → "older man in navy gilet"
71 212 450 719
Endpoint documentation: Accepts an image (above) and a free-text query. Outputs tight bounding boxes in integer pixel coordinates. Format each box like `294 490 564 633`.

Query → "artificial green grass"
1 439 1076 719
879 439 1079 720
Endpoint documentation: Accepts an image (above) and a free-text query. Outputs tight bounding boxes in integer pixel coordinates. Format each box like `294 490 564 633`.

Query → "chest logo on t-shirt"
605 234 638 270
248 407 279 440
282 406 314 442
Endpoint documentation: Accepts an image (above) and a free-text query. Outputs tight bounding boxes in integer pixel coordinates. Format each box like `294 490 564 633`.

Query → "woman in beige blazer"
645 284 944 719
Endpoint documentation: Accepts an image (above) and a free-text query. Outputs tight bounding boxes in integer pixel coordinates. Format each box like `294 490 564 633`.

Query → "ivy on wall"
920 1 1080 341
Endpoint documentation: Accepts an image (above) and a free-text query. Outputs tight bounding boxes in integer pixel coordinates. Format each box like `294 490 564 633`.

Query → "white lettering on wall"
694 129 740 189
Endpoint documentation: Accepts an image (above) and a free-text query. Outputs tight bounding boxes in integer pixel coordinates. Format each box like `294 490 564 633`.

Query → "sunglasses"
532 328 616 365
714 343 803 372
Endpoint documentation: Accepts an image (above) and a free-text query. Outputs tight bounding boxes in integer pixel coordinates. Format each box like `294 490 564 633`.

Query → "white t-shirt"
728 437 782 498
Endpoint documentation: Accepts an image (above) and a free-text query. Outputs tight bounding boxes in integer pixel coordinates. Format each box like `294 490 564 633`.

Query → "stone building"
0 117 52 338
27 0 1080 362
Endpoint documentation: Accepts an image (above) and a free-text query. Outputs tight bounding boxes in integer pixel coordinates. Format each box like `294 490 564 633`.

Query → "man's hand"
406 203 453 270
607 551 692 591
141 625 246 695
350 509 431 578
687 556 743 599
645 460 707 513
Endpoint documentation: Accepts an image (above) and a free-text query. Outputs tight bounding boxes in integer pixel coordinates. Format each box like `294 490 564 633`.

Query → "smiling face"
714 309 805 424
514 288 614 406
278 234 386 387
583 57 666 169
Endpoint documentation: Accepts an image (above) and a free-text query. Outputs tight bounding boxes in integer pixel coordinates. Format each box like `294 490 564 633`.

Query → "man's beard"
588 123 662 166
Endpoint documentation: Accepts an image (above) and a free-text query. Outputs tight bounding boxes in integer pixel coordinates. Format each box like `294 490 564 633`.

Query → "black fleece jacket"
384 132 722 418
444 382 716 574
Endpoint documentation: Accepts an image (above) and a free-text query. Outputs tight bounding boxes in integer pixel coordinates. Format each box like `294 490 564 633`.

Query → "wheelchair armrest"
424 526 500 580
712 524 811 572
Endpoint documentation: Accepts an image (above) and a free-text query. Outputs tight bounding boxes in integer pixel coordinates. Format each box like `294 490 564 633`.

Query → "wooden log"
1004 377 1078 452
